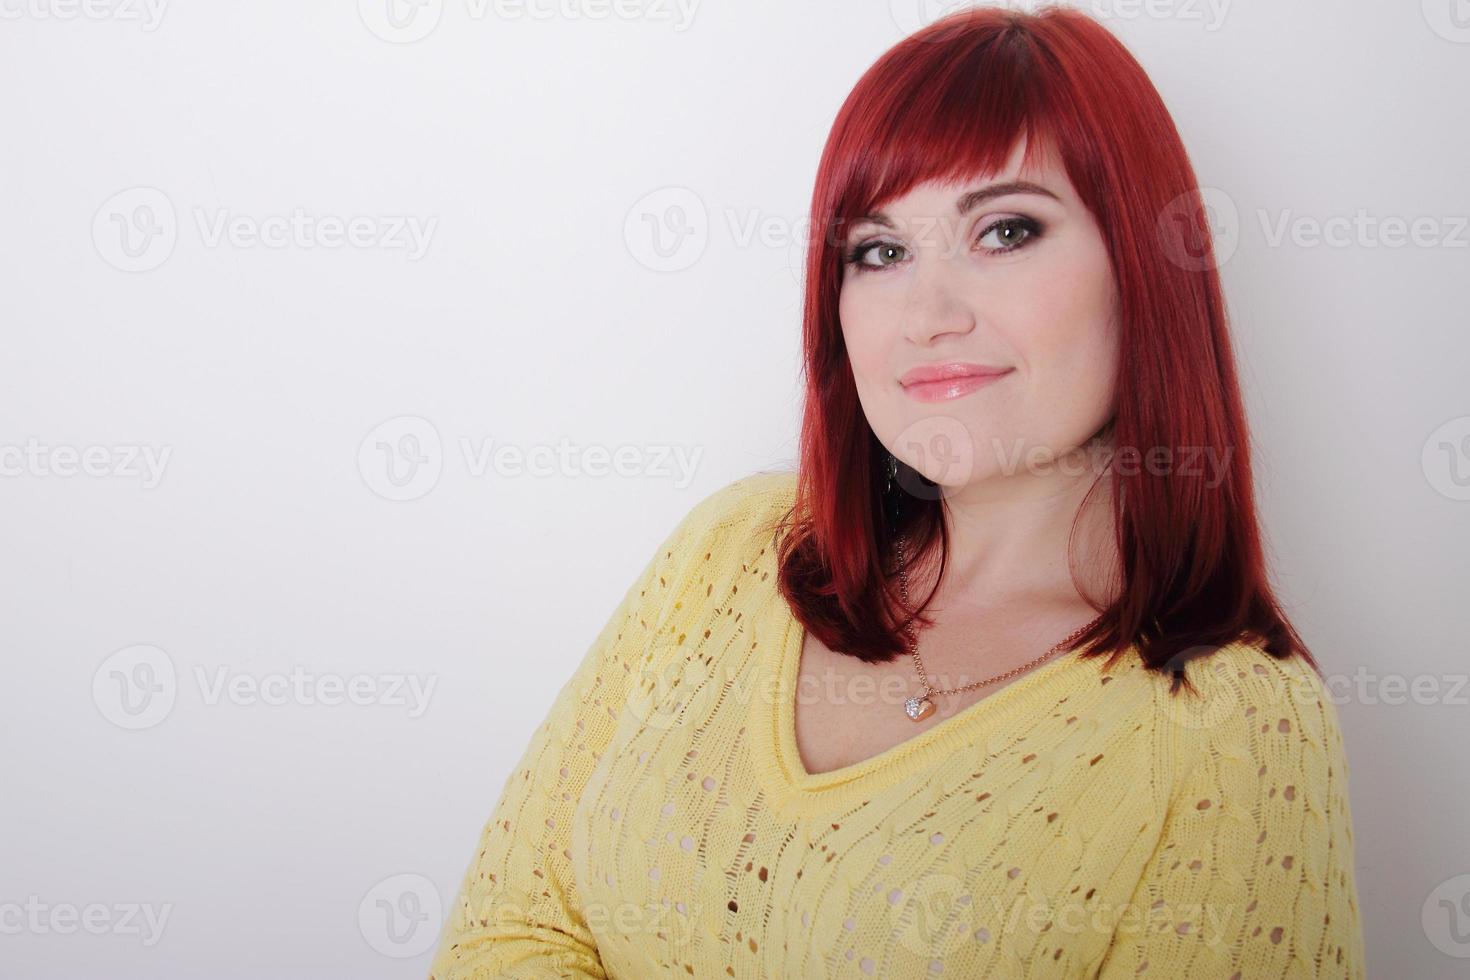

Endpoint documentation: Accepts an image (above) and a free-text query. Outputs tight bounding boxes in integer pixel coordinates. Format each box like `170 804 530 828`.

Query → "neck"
903 433 1120 615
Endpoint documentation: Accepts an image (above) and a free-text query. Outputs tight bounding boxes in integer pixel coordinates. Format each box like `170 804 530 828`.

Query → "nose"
899 259 977 346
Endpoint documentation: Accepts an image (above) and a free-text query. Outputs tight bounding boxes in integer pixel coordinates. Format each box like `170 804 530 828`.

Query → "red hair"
768 5 1317 694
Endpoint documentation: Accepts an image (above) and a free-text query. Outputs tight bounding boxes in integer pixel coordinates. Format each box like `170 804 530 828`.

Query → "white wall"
1 1 1464 976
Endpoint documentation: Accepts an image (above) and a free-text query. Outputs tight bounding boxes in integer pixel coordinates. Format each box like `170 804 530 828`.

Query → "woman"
430 7 1366 978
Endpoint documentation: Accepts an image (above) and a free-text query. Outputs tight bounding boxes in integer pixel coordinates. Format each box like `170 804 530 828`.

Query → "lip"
899 362 1013 402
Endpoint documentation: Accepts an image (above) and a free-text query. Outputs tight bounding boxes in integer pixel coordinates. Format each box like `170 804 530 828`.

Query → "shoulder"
689 469 798 527
663 469 798 556
1170 639 1342 733
1161 638 1352 788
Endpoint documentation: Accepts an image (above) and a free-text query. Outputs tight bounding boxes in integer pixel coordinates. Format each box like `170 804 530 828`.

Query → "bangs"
825 21 1066 230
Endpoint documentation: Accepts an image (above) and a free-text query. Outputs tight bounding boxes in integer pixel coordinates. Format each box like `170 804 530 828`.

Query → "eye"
976 216 1042 254
845 240 907 271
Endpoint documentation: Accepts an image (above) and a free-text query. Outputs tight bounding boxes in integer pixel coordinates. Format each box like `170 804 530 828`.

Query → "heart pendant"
904 696 936 721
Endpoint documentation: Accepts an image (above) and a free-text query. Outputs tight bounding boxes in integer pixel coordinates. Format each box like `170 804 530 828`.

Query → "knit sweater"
429 471 1366 979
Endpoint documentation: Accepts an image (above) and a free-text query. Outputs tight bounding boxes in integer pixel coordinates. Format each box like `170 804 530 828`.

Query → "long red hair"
768 5 1316 695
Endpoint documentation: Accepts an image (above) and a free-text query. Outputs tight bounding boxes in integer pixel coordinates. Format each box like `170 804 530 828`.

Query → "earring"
883 452 902 527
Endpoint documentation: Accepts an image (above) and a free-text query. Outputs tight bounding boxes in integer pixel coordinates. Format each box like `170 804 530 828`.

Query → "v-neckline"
754 593 1101 807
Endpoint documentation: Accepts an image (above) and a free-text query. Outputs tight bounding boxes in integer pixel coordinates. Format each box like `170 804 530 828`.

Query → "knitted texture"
429 471 1366 978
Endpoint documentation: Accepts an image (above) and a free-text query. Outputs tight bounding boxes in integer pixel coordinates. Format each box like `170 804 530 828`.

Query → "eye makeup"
843 215 1045 273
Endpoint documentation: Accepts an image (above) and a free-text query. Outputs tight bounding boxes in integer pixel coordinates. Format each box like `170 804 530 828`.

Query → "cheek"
1017 240 1118 363
1054 265 1119 420
838 284 891 380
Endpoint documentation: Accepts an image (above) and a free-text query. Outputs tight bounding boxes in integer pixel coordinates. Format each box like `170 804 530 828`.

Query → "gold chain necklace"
893 531 1103 722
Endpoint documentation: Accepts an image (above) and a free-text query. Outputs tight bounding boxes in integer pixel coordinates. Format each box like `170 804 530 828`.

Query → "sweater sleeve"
1096 647 1367 979
427 486 742 980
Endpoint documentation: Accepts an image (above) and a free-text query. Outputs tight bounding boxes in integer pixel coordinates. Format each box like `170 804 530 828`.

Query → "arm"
428 488 733 979
1096 648 1367 978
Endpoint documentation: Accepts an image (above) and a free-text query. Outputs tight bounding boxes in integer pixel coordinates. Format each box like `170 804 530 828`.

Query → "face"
838 137 1120 492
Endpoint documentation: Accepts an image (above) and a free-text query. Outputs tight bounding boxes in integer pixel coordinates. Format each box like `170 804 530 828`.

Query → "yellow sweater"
429 472 1366 979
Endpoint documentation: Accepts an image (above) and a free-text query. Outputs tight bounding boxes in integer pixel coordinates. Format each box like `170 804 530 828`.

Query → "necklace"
893 531 1104 722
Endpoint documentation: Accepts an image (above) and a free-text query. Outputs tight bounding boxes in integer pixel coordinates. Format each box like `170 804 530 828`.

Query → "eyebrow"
856 180 1061 229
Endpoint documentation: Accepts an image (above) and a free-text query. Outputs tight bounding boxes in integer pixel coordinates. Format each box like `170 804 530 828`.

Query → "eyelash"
843 216 1043 273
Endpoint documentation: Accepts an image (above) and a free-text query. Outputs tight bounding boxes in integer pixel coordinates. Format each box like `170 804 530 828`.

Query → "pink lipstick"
898 362 1013 402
